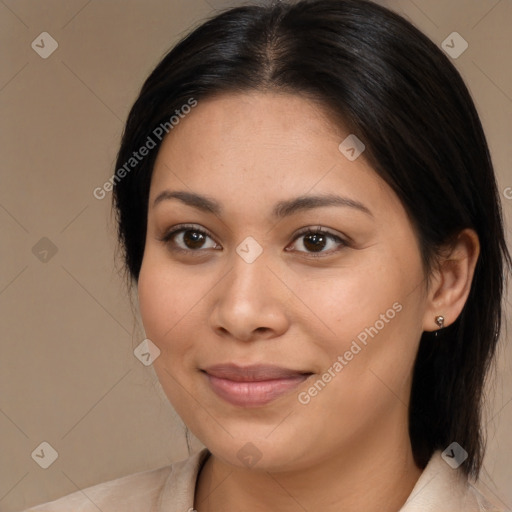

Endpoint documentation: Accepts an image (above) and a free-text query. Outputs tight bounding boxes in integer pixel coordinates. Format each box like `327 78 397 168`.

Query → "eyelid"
159 223 215 240
291 225 346 241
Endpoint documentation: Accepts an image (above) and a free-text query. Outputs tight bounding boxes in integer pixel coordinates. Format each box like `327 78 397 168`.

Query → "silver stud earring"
434 315 444 336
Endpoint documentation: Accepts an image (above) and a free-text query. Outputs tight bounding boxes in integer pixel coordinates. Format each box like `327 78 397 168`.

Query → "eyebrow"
152 190 373 218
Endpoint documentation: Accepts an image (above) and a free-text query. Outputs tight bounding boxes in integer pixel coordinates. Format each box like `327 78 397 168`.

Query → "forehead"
154 92 343 166
149 91 398 219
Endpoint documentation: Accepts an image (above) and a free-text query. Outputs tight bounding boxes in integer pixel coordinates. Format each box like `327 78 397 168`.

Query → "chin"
193 426 318 472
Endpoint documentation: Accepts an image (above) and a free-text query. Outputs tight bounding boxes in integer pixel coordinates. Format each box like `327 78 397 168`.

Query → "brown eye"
288 227 347 257
302 232 329 252
181 230 207 249
160 225 219 252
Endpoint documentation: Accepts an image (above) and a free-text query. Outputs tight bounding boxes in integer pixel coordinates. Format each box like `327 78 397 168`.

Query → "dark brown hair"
112 0 511 478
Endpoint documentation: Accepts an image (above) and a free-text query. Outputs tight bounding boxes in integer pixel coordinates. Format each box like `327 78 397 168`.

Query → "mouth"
201 363 313 407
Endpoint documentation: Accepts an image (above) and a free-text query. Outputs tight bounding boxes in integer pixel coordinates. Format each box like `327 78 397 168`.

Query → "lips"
201 363 312 407
203 363 310 381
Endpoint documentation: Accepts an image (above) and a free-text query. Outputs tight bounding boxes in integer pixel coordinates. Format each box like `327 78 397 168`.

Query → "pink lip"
202 364 312 407
203 363 310 381
203 363 311 407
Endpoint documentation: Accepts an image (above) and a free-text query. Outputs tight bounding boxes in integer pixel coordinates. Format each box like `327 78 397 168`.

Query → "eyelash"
158 223 348 258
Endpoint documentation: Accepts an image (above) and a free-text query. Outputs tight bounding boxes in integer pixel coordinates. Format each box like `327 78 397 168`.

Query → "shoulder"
400 451 505 512
22 465 172 512
22 448 210 512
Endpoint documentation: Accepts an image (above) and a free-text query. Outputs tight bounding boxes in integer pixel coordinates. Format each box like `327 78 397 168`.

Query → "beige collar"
157 448 500 511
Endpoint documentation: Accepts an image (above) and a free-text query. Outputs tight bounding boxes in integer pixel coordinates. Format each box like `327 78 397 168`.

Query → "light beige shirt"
23 448 503 511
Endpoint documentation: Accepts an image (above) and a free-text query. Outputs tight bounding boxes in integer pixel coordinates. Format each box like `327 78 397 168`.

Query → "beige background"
1 0 511 511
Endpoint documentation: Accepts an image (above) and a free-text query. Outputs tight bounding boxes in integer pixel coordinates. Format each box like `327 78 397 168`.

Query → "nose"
209 252 290 343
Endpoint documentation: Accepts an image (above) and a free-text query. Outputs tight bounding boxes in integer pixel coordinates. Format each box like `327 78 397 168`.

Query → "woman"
24 0 510 510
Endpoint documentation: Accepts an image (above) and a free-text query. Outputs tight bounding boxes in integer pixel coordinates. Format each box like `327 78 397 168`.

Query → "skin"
137 91 480 512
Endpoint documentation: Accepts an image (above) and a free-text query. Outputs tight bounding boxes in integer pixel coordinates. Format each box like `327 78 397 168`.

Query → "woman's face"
138 92 430 471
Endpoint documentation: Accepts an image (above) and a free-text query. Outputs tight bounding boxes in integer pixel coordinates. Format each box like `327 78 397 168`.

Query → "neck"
194 416 423 512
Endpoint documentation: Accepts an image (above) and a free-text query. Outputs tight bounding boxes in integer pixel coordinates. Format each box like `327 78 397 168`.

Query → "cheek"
138 260 187 350
137 258 212 370
310 271 424 406
138 261 208 427
138 264 169 340
295 264 397 336
296 251 425 371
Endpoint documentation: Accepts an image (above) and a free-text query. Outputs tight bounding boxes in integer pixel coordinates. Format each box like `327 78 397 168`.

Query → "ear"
422 229 480 332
